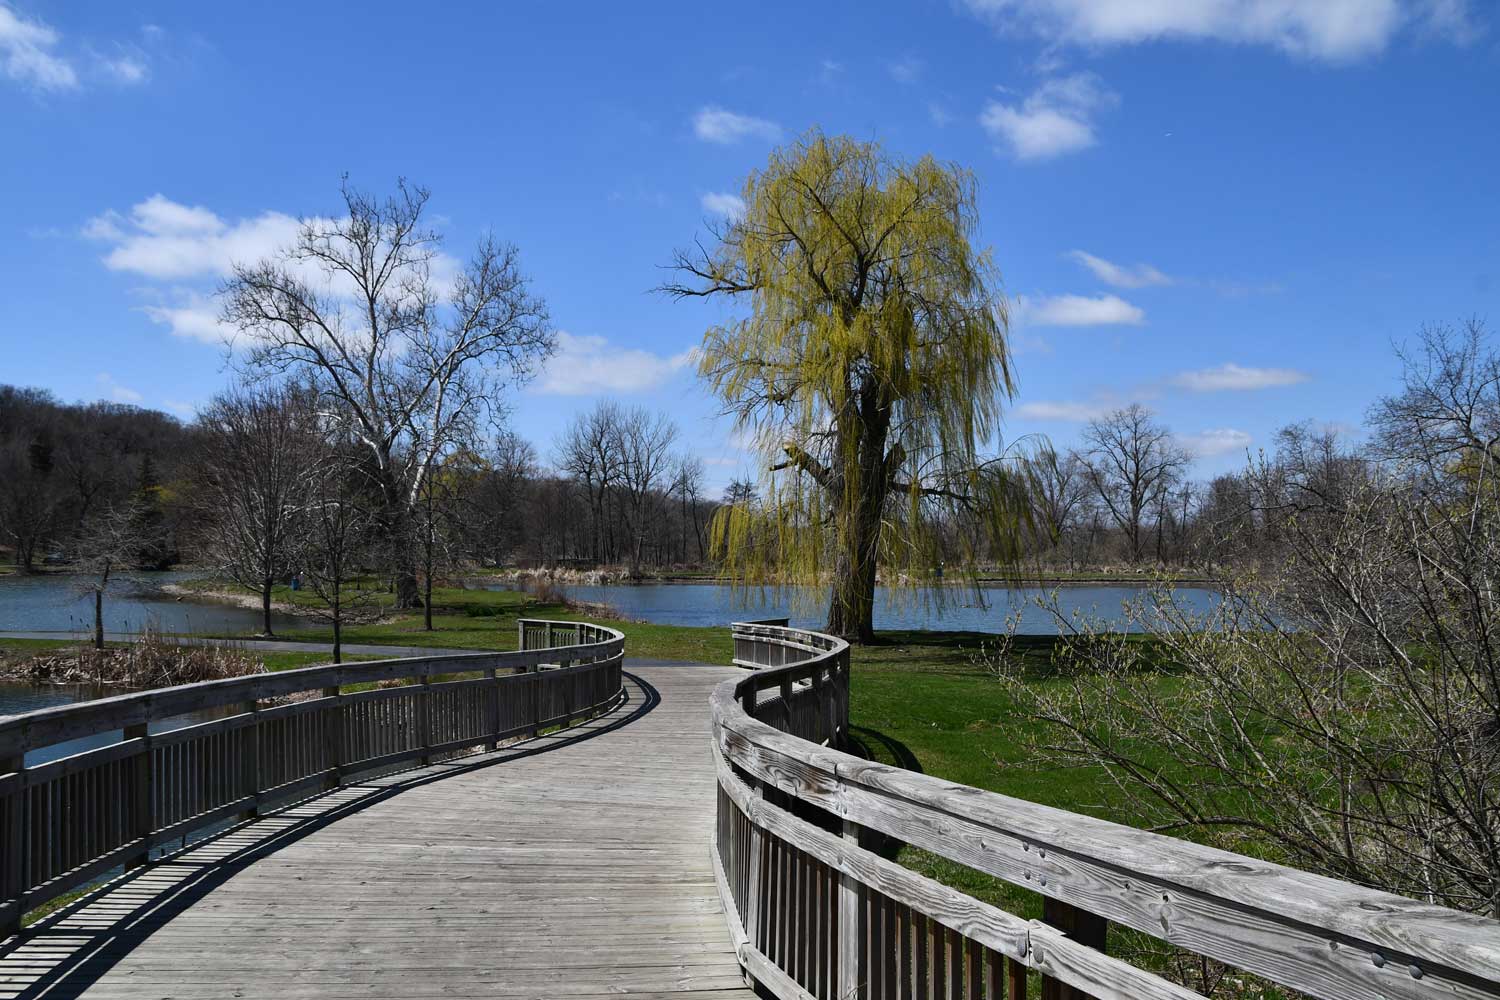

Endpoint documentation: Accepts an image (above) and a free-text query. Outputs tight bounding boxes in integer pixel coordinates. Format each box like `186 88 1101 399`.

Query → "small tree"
74 498 160 649
194 384 321 635
299 450 373 664
664 131 1030 642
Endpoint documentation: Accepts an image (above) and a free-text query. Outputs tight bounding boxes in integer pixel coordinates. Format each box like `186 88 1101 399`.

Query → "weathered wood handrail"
0 619 624 935
710 621 1500 1000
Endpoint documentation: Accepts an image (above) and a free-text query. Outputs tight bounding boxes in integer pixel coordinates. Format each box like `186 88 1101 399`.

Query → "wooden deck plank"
0 665 756 1000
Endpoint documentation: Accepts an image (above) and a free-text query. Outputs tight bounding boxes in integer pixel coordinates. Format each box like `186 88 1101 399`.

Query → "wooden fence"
710 621 1500 1000
0 618 623 935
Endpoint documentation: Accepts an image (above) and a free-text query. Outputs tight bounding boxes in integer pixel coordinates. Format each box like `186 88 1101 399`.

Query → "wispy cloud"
1014 292 1144 327
701 192 746 220
888 55 924 83
1179 428 1253 458
692 106 781 144
1171 363 1310 392
979 72 1118 161
533 332 697 396
1015 399 1113 421
139 289 229 345
96 372 142 404
958 0 1476 62
1068 249 1173 288
0 4 77 91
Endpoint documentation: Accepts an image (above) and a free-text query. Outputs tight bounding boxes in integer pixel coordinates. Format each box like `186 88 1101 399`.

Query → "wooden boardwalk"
0 664 755 1000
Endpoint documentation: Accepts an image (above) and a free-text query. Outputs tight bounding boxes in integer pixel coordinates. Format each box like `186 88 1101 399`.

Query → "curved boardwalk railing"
711 622 1500 1000
0 618 623 935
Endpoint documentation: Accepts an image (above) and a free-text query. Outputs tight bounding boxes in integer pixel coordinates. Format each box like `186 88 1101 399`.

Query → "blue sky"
2 0 1497 490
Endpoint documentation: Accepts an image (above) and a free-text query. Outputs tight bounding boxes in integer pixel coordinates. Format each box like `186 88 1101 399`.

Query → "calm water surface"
553 582 1219 632
0 570 302 635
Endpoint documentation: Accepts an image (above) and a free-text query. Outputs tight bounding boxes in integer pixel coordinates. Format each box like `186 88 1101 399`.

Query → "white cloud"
92 45 148 85
927 102 954 127
959 0 1471 62
95 372 142 404
888 55 924 83
1014 292 1144 326
1015 400 1112 421
693 106 781 144
1180 427 1253 458
701 192 747 220
1171 363 1310 391
0 4 77 91
86 194 302 280
1068 249 1173 288
979 72 1117 161
140 291 230 345
534 332 697 396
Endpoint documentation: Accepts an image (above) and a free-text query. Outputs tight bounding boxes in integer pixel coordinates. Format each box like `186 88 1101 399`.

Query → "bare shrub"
9 628 263 688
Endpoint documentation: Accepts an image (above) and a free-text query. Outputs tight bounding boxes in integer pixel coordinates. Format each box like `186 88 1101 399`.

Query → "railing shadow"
0 670 661 1000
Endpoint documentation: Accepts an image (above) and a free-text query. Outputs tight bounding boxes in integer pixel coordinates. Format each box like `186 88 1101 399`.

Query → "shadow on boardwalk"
1 672 670 1000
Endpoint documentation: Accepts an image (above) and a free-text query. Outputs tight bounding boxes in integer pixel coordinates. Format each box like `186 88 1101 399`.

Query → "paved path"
0 663 753 1000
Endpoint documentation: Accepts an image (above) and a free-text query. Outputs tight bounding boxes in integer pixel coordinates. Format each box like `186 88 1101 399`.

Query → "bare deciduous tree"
1081 404 1189 562
616 408 679 574
995 329 1500 923
221 177 554 607
194 384 321 635
298 445 374 664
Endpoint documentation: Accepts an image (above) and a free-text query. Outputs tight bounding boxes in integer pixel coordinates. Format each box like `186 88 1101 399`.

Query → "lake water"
0 570 303 636
0 679 234 765
554 581 1220 633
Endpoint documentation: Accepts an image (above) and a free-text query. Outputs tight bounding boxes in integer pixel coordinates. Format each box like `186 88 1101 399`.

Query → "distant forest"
1 375 1373 582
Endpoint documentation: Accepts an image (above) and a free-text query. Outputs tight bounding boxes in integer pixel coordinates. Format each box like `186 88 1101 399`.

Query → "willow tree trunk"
824 406 889 644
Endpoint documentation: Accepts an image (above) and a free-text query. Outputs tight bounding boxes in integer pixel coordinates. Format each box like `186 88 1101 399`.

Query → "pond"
0 570 303 636
550 581 1221 633
0 679 233 766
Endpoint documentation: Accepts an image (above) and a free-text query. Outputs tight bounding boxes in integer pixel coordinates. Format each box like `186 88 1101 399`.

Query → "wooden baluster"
840 818 863 1000
418 673 433 766
485 668 501 750
322 685 342 790
240 697 262 818
124 721 151 866
1039 898 1105 1000
1 751 24 937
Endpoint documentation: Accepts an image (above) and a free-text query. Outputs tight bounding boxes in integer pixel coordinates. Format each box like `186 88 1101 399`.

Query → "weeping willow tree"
663 131 1032 642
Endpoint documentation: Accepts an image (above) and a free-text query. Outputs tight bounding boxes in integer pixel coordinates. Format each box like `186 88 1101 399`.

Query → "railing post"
240 699 262 819
517 621 527 650
529 665 541 737
418 672 433 766
124 721 151 866
1041 898 1107 1000
744 781 764 956
1 752 24 937
485 667 501 750
322 685 342 790
839 817 863 1000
